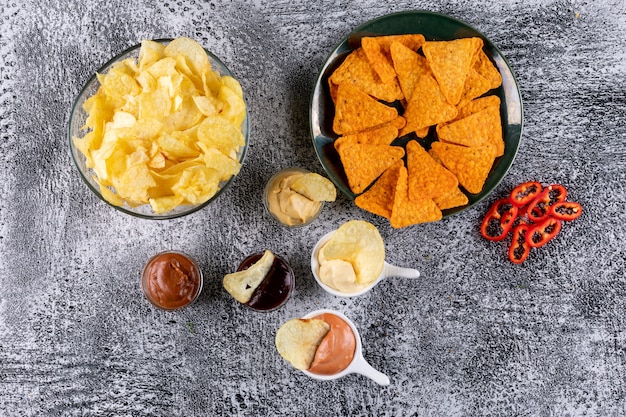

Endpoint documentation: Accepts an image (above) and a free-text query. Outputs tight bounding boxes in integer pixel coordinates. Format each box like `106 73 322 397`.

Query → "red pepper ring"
527 184 568 223
480 199 519 241
508 224 531 264
509 181 543 207
526 217 562 248
550 201 582 221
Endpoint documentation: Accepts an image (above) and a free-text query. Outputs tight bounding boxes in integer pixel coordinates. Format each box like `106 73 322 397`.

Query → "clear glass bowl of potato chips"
69 37 249 219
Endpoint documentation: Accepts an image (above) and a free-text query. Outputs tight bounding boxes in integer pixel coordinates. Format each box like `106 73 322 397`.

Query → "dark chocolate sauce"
237 252 294 311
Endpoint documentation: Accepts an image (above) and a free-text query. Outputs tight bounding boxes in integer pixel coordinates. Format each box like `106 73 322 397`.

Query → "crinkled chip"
436 105 504 156
275 318 331 370
330 48 402 102
399 74 458 135
322 220 385 284
335 142 405 194
223 250 275 304
290 173 337 202
422 37 483 106
390 165 442 228
430 142 496 194
432 186 469 210
406 140 458 200
390 41 431 103
332 83 399 135
355 160 403 218
361 34 425 84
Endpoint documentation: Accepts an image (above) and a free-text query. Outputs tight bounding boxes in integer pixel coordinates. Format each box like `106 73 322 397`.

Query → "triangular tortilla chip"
361 34 425 85
460 49 502 103
338 122 399 146
453 95 501 122
390 165 442 228
399 74 458 135
390 41 431 103
430 142 496 194
406 140 458 201
336 143 405 194
422 37 483 106
433 186 469 210
332 83 398 135
330 48 403 102
354 160 404 218
436 105 504 156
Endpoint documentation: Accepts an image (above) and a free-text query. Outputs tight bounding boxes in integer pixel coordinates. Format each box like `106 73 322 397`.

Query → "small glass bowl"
141 251 203 311
263 167 324 228
236 251 295 312
68 39 249 220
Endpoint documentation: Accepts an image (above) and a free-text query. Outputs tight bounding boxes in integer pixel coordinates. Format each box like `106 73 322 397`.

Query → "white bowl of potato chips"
69 37 249 219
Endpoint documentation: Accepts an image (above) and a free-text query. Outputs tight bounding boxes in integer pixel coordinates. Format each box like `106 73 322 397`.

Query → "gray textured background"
1 0 626 416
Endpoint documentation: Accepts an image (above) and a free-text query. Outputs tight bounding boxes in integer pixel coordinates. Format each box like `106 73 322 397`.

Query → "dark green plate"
309 10 523 217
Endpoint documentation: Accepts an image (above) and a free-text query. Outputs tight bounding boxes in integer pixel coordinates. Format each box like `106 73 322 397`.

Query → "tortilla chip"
339 122 399 146
415 127 430 138
332 83 399 135
430 142 496 194
328 78 339 103
436 105 504 156
361 34 425 85
275 318 331 370
390 165 442 228
399 74 458 135
454 95 501 122
354 160 404 218
422 37 483 106
433 186 469 210
406 140 458 201
460 49 503 102
336 143 405 194
390 41 431 103
330 48 403 102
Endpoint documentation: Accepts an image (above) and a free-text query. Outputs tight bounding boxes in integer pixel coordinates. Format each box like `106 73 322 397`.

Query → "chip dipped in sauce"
307 312 357 375
142 251 203 310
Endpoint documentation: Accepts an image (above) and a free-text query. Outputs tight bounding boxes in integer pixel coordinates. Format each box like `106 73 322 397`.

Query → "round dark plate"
310 10 523 217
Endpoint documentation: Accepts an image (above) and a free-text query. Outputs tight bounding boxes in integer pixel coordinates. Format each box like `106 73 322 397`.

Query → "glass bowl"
68 39 249 220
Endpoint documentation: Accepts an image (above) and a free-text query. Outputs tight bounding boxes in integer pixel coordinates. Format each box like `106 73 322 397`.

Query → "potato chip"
361 34 425 84
321 220 385 284
390 41 431 102
422 37 483 105
436 105 504 156
332 83 399 135
330 48 402 102
406 140 458 201
432 186 469 210
430 142 496 194
223 250 275 304
335 142 405 194
164 36 211 76
399 74 458 135
275 318 331 370
354 160 403 218
390 165 442 228
290 172 337 202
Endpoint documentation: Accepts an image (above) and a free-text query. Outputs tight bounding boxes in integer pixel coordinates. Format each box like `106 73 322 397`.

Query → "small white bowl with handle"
311 231 420 297
301 309 390 386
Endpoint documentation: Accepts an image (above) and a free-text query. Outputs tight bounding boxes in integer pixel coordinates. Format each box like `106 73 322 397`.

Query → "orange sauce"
308 313 356 375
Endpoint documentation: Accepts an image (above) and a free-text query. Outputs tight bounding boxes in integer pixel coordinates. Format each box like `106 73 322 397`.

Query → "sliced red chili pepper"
509 181 543 207
526 217 562 248
508 224 531 264
550 201 582 221
480 199 519 241
527 184 568 222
